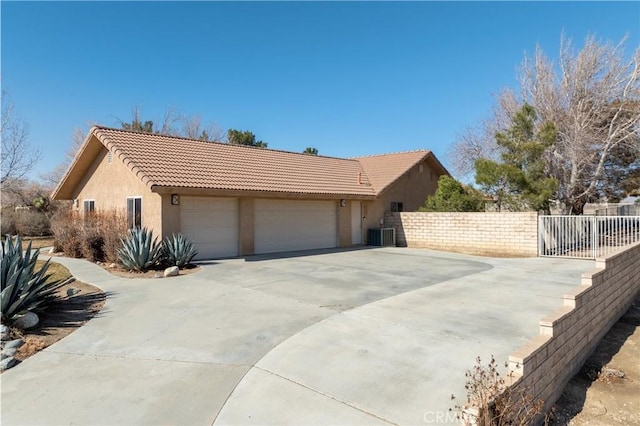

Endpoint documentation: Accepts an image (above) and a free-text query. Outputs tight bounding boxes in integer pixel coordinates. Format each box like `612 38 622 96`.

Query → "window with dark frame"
83 200 95 214
127 197 142 229
390 201 404 212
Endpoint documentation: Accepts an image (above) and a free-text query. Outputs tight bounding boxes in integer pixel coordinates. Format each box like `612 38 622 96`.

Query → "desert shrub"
1 235 65 323
52 208 128 262
14 210 51 236
83 235 105 263
50 209 83 258
118 227 163 272
97 209 128 264
1 209 17 235
162 233 198 268
454 355 546 426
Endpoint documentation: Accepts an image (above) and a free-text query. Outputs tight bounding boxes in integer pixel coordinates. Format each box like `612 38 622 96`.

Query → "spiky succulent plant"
117 227 163 272
162 233 198 268
1 235 63 323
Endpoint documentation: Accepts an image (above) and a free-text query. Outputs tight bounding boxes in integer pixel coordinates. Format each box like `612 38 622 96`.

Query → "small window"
127 197 142 229
107 151 113 164
390 202 404 213
83 200 95 214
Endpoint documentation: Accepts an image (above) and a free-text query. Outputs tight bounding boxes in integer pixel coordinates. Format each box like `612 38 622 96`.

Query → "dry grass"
20 237 56 251
35 260 72 283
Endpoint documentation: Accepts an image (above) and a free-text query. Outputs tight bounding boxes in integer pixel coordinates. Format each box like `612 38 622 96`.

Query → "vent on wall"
107 151 113 164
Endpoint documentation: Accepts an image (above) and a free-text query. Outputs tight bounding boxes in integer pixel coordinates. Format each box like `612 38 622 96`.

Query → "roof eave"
150 185 377 200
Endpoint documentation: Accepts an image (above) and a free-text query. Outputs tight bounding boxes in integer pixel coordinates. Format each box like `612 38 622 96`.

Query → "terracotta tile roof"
92 127 376 196
54 126 446 199
355 150 434 194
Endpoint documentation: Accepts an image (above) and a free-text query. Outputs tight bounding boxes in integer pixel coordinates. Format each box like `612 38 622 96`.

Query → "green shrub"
162 234 198 268
118 227 163 272
1 235 64 323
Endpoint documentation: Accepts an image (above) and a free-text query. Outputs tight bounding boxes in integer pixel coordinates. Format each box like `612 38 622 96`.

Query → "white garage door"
180 197 238 260
255 199 337 254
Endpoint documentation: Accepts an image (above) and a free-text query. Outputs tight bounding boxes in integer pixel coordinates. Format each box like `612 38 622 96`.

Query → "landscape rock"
0 356 17 371
48 247 56 254
67 287 80 297
0 324 10 341
164 266 179 277
4 339 24 350
2 347 18 358
13 312 39 330
109 263 117 269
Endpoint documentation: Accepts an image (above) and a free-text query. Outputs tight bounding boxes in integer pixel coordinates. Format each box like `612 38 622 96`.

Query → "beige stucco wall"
71 146 163 235
337 200 352 247
508 242 640 411
161 195 353 257
71 147 442 253
364 159 442 244
385 211 538 256
239 198 255 256
160 194 180 239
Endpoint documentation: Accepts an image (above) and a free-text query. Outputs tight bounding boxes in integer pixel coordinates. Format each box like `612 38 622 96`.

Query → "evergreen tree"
474 104 558 212
420 176 484 212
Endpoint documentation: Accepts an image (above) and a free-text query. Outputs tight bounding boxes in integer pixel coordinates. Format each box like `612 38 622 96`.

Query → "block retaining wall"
384 212 538 257
508 242 640 410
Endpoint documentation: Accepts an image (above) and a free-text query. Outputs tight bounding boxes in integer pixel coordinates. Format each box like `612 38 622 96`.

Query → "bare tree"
450 34 640 213
519 35 640 213
448 91 521 178
180 115 225 142
1 91 40 186
40 127 88 186
116 105 181 136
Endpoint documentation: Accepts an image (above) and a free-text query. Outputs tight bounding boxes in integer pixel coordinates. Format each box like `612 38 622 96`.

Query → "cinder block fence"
384 212 538 257
507 242 640 410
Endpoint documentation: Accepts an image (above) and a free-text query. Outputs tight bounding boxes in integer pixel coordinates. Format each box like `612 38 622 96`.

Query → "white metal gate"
538 215 640 259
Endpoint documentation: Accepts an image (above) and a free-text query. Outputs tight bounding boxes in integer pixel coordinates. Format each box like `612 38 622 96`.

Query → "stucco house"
52 126 448 259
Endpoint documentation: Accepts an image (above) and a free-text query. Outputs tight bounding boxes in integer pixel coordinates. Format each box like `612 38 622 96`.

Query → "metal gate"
538 215 640 259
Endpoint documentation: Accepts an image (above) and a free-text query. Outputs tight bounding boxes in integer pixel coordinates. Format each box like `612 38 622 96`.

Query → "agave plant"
117 227 163 272
1 235 64 323
162 234 198 268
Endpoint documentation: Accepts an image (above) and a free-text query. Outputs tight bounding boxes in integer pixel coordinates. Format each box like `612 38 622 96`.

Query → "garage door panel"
180 197 238 259
255 199 337 254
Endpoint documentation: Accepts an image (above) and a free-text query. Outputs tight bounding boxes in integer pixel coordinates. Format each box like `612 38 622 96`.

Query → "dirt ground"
8 279 106 363
103 263 201 278
551 297 640 426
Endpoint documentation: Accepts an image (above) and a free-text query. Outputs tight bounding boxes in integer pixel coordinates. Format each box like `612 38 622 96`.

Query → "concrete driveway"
0 248 590 425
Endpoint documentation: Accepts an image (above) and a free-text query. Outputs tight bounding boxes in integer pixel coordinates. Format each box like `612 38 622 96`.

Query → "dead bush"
1 209 17 235
454 355 548 425
96 209 128 264
50 209 83 258
51 208 129 263
14 210 51 236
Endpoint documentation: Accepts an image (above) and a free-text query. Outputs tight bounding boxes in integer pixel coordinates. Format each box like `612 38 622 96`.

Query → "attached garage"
254 199 338 254
180 197 238 260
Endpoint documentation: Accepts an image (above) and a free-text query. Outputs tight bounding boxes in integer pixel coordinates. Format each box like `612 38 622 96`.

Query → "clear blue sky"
2 1 639 181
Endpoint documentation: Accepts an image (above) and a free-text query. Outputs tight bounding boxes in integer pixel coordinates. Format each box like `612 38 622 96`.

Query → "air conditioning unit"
367 228 396 247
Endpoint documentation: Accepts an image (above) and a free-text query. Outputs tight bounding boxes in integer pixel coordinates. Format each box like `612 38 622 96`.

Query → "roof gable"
355 150 448 194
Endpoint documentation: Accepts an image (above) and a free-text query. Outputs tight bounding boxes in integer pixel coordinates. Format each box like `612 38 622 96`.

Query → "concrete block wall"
384 212 538 257
507 242 640 410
